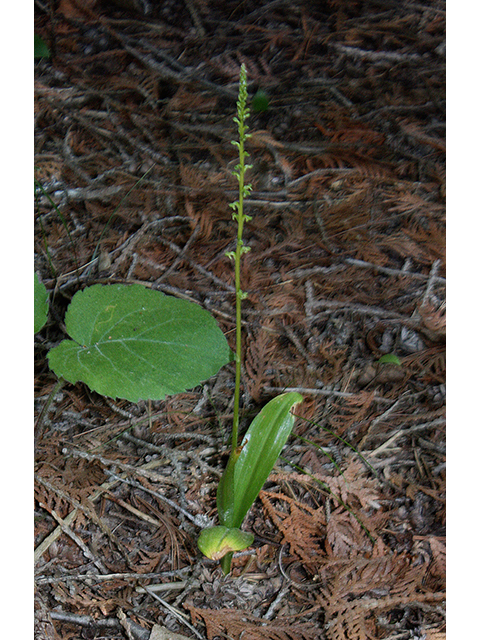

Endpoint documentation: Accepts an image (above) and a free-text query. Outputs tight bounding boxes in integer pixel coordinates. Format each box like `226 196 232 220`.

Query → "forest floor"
34 1 446 639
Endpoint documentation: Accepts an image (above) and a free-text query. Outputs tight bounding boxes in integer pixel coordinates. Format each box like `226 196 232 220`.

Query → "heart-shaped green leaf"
48 283 232 401
225 392 303 529
34 273 49 334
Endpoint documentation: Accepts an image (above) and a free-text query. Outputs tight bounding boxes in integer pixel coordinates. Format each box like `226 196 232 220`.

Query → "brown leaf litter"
35 1 445 638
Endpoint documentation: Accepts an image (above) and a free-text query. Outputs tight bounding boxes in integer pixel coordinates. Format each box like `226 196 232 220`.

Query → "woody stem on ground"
228 64 253 452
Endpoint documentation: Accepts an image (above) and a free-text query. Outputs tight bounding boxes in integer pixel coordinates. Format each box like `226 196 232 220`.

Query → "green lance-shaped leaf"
378 353 402 366
34 272 49 334
223 392 303 529
48 283 233 402
198 526 254 561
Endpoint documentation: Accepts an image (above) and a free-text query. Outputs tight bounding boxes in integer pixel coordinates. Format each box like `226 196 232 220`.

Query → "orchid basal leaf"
198 526 254 560
217 445 241 528
228 392 303 528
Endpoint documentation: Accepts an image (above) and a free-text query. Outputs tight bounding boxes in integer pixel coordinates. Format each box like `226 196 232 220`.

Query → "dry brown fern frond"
52 579 126 618
259 490 325 566
314 150 391 178
267 462 385 559
331 553 411 597
328 392 376 436
403 344 446 384
326 507 367 558
162 392 204 430
185 196 231 244
384 189 445 221
127 547 166 575
376 230 440 266
270 461 381 514
185 198 214 240
427 536 446 582
35 155 64 183
244 322 278 402
35 456 106 522
240 263 277 300
260 291 305 325
316 546 430 639
402 219 445 263
389 551 429 599
34 475 71 522
314 108 383 146
313 340 348 384
322 189 372 239
320 598 376 640
398 119 446 153
179 163 210 191
319 589 444 640
168 86 219 113
186 605 319 640
418 301 446 342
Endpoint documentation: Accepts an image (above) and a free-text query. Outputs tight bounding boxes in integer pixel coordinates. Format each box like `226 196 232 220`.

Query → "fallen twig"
48 610 149 640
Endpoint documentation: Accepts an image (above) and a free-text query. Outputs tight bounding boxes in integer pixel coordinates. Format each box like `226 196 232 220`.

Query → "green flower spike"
198 65 303 576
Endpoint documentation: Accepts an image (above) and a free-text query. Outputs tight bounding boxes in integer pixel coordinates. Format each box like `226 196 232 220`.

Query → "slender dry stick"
34 377 65 446
88 164 155 271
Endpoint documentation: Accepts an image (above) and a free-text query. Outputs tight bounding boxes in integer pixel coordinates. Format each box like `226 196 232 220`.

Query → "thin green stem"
232 255 242 451
232 155 245 450
220 552 233 575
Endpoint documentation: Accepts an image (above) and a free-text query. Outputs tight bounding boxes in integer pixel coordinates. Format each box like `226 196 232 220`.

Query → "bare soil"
34 1 446 639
